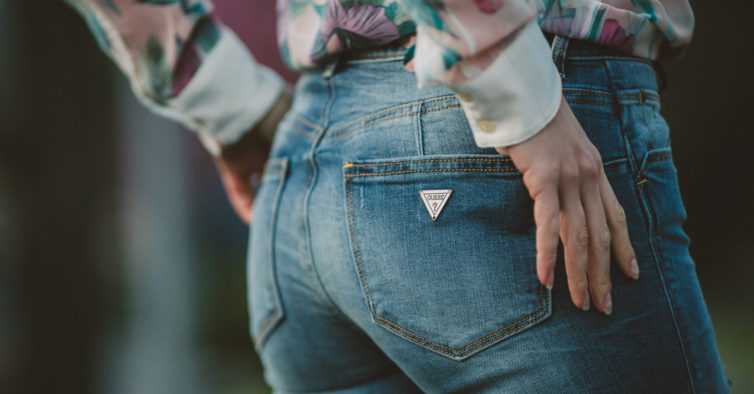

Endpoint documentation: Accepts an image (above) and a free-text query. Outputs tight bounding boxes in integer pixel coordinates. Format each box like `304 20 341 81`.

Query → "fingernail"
631 258 640 280
604 292 613 316
581 288 590 311
545 270 554 290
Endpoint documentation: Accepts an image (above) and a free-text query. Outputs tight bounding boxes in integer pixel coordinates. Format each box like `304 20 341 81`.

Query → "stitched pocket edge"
342 155 552 360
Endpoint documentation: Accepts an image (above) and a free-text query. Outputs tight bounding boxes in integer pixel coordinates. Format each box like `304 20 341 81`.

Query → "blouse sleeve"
401 0 562 148
65 0 284 156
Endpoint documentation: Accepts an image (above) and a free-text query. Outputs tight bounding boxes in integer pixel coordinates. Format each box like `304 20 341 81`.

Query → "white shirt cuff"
168 26 284 156
451 20 562 148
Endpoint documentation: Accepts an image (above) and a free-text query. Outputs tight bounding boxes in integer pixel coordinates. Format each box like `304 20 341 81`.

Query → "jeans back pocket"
248 157 289 349
343 155 551 360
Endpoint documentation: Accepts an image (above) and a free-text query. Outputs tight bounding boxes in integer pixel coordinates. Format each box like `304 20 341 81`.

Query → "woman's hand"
497 95 639 315
214 89 292 225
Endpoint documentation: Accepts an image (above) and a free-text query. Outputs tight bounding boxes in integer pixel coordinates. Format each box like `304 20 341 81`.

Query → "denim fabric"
246 37 729 393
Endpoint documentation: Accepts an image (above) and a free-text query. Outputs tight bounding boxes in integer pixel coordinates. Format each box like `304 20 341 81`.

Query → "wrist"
495 95 567 157
252 84 293 145
218 86 293 172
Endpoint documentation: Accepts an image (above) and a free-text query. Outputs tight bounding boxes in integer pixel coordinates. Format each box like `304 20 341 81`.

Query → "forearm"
218 86 293 174
66 0 285 156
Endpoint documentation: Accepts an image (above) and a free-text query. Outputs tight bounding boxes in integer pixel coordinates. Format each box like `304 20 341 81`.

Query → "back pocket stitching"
345 168 519 178
373 288 549 358
347 180 377 316
344 158 551 359
346 157 512 168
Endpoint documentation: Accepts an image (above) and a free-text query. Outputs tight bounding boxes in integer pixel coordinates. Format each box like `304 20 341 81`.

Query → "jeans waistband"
331 32 638 66
544 32 639 58
320 37 410 78
544 32 668 93
340 35 411 64
322 31 667 92
341 44 409 64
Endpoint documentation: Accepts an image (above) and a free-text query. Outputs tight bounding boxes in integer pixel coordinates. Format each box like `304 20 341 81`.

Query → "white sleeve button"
456 92 473 102
478 120 495 133
448 20 562 149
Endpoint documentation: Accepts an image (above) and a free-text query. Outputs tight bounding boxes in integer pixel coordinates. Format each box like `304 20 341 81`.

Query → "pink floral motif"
472 0 504 14
598 19 635 53
70 0 694 117
320 0 399 50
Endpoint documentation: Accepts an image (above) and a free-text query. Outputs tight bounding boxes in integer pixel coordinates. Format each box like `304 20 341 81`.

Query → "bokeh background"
0 1 751 393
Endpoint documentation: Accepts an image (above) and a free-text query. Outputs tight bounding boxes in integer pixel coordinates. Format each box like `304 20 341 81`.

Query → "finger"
222 169 255 225
229 183 254 225
560 162 590 310
580 161 613 315
534 187 560 289
237 191 255 225
599 168 638 280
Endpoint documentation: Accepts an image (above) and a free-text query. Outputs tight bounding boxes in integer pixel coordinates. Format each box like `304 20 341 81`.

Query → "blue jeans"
247 36 729 393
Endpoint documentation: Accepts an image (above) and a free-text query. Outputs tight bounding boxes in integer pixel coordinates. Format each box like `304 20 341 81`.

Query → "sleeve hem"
168 26 284 156
449 20 562 148
469 88 561 148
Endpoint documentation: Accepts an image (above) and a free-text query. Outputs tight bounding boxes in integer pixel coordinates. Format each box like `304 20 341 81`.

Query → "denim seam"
347 157 512 168
564 88 613 98
344 168 519 178
347 180 377 316
322 77 337 128
603 60 639 176
647 151 672 163
639 89 656 150
566 100 617 109
562 88 659 105
293 113 325 133
372 288 549 358
324 95 457 136
344 158 550 359
602 157 629 167
329 95 455 133
568 56 653 66
324 104 462 141
296 80 358 325
290 121 318 140
253 158 289 349
262 157 288 171
618 90 658 100
415 101 424 156
255 313 281 349
637 148 672 175
634 155 697 392
345 55 405 64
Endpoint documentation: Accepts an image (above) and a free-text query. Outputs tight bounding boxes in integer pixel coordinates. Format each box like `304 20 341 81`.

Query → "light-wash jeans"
247 35 729 393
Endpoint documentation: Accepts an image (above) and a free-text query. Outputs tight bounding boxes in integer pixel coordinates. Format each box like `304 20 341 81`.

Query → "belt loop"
550 35 570 79
322 56 342 80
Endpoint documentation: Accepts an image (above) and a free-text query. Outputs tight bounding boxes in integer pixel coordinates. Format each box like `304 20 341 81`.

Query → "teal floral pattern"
66 0 216 102
67 0 693 111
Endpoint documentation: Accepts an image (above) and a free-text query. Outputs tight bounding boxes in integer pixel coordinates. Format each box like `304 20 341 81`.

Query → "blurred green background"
0 1 751 393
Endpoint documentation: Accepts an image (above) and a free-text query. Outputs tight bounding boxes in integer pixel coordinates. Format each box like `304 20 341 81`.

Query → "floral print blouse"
66 0 694 155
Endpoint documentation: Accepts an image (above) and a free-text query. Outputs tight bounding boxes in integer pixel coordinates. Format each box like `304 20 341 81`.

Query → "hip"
253 36 729 392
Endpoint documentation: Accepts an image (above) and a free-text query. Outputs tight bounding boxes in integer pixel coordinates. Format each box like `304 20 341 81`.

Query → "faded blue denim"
246 36 730 393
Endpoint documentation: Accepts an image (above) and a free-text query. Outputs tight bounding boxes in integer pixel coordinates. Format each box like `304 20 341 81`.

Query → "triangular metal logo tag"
419 189 453 221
